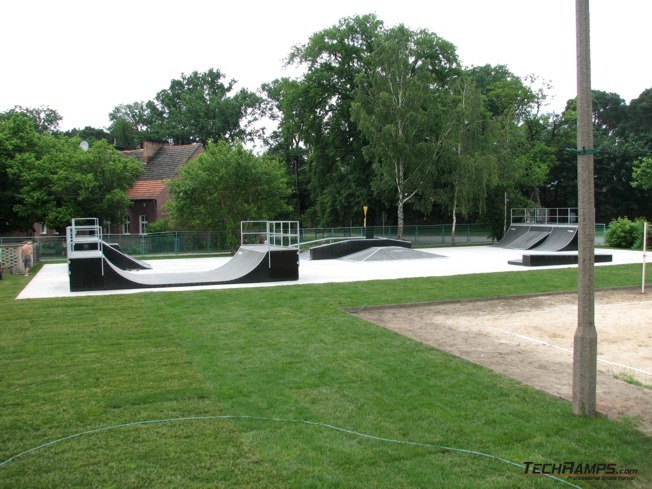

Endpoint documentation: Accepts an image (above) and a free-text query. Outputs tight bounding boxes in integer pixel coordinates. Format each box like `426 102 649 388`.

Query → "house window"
39 223 47 235
122 216 130 234
139 215 148 234
102 220 111 235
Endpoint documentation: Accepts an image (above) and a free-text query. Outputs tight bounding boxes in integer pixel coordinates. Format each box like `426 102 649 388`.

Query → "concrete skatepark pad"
69 246 299 292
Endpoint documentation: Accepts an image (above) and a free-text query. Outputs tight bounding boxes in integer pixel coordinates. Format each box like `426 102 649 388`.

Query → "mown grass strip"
0 263 650 488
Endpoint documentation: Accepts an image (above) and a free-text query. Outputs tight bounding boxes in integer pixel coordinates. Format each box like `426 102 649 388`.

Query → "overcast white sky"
2 0 650 131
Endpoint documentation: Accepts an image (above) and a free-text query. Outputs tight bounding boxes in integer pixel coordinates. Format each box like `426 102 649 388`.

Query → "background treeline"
1 15 650 238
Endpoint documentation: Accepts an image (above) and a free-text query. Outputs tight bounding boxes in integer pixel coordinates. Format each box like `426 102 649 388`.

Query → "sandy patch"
354 287 652 435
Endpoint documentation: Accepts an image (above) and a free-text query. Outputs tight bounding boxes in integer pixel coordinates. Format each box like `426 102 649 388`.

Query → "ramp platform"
508 253 612 267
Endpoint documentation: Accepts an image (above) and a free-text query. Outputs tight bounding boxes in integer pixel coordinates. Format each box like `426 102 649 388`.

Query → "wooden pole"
572 0 597 417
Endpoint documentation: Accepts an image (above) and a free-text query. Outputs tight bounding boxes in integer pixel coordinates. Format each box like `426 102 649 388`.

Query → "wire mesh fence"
1 222 608 260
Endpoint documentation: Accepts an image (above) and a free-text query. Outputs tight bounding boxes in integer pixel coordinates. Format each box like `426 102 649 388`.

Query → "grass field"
1 262 651 488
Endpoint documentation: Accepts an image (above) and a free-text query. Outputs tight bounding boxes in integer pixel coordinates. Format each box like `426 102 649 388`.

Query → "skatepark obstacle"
495 208 579 251
67 219 300 292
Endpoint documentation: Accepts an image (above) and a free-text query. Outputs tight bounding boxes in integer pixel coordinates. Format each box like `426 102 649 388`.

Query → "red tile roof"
128 180 166 200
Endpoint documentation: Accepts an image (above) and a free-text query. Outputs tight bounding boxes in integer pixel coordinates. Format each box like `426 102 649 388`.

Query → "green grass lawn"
1 263 650 488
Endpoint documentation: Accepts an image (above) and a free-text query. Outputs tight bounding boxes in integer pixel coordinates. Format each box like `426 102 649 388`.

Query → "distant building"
115 140 204 234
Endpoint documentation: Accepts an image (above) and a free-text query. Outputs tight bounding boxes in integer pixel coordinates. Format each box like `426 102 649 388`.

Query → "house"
119 140 204 234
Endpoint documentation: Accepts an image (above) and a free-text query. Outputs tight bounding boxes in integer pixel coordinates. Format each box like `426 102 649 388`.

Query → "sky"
2 0 650 131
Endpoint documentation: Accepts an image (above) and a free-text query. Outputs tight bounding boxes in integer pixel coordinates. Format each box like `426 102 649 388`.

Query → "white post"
643 221 648 295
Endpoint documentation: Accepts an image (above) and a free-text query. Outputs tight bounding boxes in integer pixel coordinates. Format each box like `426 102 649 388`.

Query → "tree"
0 114 41 232
632 157 652 190
351 24 459 239
0 105 62 134
108 70 263 148
64 126 111 144
467 65 538 121
437 78 498 243
283 14 383 226
148 69 262 146
166 141 292 243
460 66 555 238
262 78 311 217
7 133 142 231
622 88 652 145
108 102 152 149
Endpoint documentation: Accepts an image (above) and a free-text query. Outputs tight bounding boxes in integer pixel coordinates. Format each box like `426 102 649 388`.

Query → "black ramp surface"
530 226 578 251
102 241 152 270
503 227 552 250
494 226 530 248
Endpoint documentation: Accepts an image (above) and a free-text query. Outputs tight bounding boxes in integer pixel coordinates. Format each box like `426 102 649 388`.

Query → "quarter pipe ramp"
530 226 578 252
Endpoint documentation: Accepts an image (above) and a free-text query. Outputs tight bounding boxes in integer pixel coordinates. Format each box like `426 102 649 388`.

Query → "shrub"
605 217 648 249
632 218 650 250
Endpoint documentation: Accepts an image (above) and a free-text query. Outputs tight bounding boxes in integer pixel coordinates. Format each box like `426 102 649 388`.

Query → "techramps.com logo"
523 461 639 482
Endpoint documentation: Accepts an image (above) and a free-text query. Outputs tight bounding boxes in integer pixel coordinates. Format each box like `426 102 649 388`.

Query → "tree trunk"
397 197 404 240
451 189 457 245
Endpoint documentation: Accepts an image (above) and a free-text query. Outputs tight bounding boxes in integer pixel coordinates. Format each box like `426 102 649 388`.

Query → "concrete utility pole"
572 0 597 417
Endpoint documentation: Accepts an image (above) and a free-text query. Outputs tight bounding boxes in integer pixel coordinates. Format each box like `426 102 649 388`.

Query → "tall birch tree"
437 78 498 244
351 25 458 239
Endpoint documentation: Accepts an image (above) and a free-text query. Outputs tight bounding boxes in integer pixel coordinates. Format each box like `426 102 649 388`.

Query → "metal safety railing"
66 218 103 255
241 221 301 248
510 208 580 225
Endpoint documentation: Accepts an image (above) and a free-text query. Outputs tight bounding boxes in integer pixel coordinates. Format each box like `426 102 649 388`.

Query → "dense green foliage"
632 157 652 190
605 216 648 249
108 69 262 148
0 113 142 232
166 141 292 241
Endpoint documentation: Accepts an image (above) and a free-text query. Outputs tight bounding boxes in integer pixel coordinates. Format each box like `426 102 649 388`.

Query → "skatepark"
18 233 645 300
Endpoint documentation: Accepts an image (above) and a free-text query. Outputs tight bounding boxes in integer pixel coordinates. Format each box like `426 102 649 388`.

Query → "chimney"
143 140 166 164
